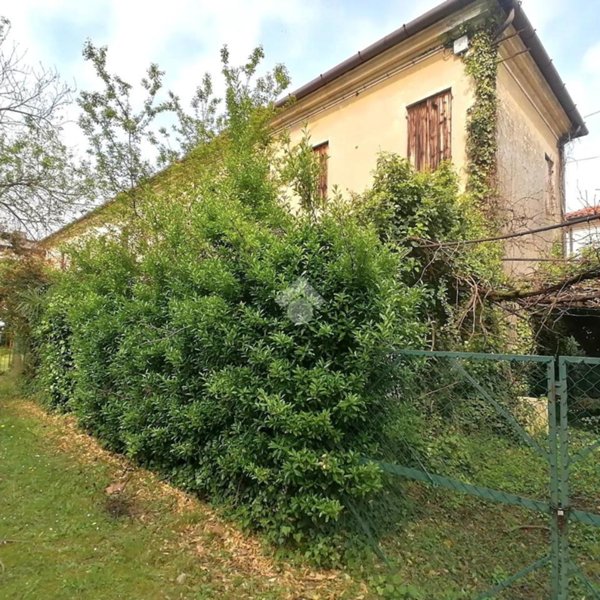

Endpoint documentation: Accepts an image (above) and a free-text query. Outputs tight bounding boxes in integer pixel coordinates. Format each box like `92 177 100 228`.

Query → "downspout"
492 7 515 43
557 130 576 257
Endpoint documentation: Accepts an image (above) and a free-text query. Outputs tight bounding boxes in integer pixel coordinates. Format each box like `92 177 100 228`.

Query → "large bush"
39 195 424 560
26 48 511 562
30 51 427 560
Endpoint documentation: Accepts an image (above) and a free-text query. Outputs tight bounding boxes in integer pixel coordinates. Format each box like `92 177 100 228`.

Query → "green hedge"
38 195 425 561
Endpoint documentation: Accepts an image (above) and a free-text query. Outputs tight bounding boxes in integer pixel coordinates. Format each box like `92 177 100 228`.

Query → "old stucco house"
41 0 587 276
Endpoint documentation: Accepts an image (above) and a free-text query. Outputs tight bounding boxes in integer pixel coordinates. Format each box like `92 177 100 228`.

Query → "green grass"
0 375 363 600
1 372 599 599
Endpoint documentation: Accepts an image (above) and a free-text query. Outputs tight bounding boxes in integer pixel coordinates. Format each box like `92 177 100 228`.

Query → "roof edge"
498 0 588 139
276 0 475 108
277 0 588 139
565 206 600 222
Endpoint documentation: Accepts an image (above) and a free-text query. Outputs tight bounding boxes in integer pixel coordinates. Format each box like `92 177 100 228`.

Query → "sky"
4 0 600 214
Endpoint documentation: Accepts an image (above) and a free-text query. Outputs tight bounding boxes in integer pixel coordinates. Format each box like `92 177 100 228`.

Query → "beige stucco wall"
496 62 565 276
279 50 475 198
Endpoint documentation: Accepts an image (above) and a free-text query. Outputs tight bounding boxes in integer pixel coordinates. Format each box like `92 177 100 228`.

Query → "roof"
40 142 217 248
277 0 587 139
566 206 600 222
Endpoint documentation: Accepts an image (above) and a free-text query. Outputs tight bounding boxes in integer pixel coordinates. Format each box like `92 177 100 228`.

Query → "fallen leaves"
8 399 365 599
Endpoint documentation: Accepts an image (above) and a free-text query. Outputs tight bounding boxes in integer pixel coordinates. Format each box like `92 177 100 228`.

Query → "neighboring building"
565 206 600 256
40 0 588 278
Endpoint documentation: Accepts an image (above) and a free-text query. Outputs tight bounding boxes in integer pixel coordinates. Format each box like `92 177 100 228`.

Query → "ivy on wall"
463 27 499 217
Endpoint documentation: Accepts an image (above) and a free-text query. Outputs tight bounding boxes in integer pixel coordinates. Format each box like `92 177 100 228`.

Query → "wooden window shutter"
407 89 452 171
313 142 329 199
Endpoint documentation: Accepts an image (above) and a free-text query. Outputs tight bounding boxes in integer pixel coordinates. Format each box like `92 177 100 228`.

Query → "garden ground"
1 372 598 599
0 373 366 600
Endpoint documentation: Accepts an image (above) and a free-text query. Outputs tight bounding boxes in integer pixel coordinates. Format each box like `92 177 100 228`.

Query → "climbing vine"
463 27 499 216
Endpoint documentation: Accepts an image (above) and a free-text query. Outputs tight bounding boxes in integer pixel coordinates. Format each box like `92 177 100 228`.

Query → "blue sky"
4 0 600 210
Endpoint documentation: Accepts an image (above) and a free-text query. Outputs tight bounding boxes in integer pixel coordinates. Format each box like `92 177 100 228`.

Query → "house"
273 0 587 275
41 0 587 278
565 206 600 256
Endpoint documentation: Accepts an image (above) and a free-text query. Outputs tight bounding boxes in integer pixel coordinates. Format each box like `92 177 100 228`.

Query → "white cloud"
5 0 321 97
3 0 323 153
563 41 600 210
3 0 598 214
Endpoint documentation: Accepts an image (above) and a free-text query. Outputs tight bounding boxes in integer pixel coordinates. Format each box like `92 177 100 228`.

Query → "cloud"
5 0 321 96
3 0 324 153
3 0 598 212
564 41 600 209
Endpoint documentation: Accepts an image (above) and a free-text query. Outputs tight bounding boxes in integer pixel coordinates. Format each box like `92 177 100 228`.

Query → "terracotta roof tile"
565 206 600 221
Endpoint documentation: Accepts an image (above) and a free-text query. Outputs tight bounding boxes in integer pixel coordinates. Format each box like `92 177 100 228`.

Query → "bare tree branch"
0 16 92 238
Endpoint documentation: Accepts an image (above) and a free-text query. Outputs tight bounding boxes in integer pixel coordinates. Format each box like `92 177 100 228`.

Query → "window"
545 153 556 215
312 141 329 199
407 89 452 171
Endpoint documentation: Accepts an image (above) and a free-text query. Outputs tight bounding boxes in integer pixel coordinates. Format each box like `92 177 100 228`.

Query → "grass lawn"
1 372 598 599
0 374 365 600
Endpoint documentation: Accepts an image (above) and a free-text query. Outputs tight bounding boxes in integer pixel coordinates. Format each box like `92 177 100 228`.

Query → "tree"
0 17 90 238
77 41 174 202
78 42 290 206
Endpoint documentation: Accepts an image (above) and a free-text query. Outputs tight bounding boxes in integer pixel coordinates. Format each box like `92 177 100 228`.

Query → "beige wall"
496 62 565 275
279 50 475 198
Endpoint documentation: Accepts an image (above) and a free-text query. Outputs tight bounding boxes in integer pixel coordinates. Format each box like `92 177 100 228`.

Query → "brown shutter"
313 142 329 199
407 89 452 171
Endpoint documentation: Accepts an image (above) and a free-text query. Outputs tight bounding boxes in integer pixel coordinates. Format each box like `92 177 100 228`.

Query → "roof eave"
277 0 588 140
275 0 475 108
497 0 588 139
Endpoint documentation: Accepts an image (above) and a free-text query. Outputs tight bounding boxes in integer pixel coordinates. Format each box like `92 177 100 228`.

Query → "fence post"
548 360 561 599
555 357 570 600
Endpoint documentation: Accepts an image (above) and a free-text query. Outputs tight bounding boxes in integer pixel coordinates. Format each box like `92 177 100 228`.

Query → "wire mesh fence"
562 357 600 597
350 351 600 599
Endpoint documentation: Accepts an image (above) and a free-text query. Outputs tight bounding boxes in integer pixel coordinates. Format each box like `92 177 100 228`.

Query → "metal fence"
361 351 600 599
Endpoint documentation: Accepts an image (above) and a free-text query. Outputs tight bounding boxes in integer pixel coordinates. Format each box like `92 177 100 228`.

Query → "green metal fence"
363 351 600 599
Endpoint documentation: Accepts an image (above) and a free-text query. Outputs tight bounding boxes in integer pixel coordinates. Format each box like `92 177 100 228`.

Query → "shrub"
38 191 425 561
0 254 51 378
355 154 506 351
35 290 74 409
